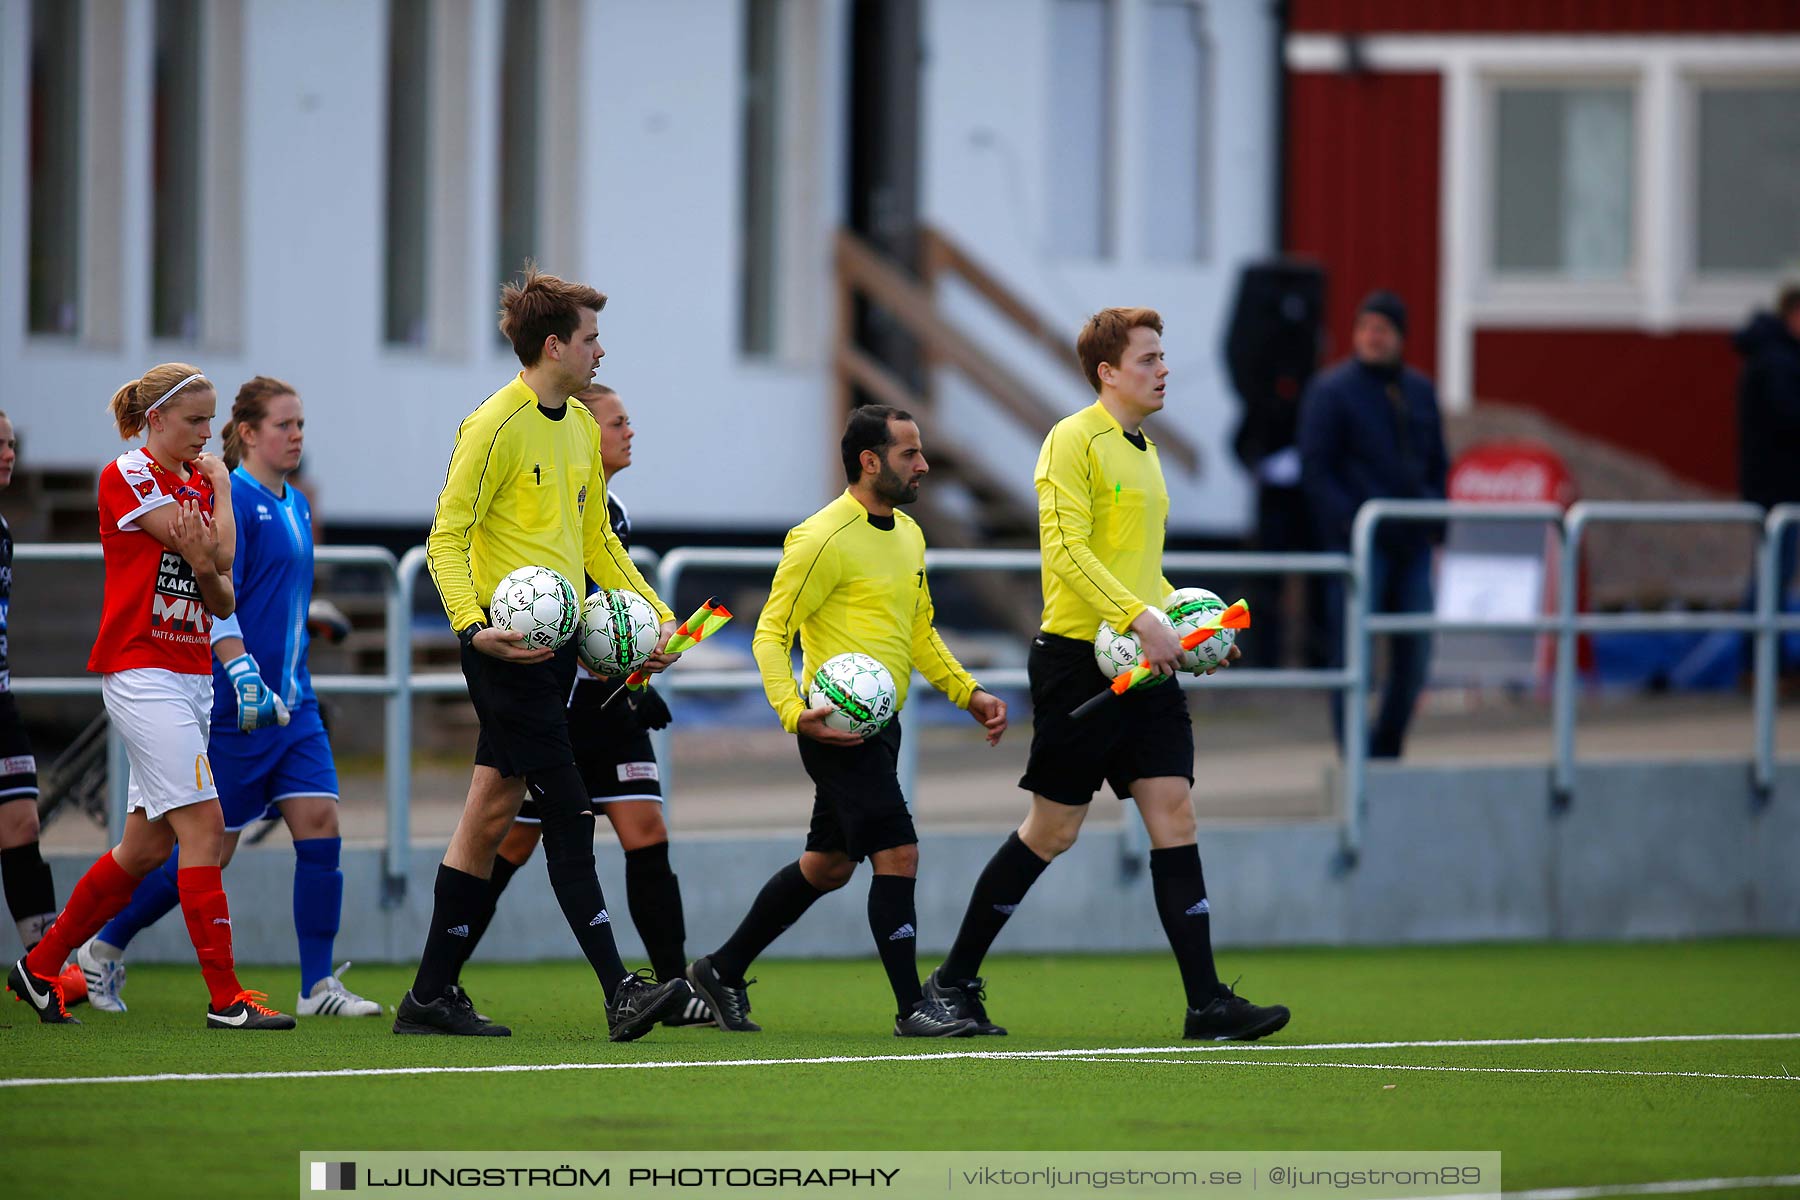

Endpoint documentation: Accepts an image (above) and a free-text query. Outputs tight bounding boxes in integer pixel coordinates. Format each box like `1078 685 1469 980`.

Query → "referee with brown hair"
927 308 1289 1042
395 266 692 1040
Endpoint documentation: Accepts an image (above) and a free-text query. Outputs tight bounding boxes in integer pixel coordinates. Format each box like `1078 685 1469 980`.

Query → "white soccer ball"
1165 587 1235 671
489 565 579 651
808 651 898 738
577 588 662 677
1094 608 1173 679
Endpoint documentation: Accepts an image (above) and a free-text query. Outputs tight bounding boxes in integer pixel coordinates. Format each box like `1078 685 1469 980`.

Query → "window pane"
1493 86 1634 278
1048 0 1112 259
1697 85 1800 274
497 0 541 305
385 0 431 347
28 0 81 336
152 0 203 341
739 0 780 357
1142 0 1208 261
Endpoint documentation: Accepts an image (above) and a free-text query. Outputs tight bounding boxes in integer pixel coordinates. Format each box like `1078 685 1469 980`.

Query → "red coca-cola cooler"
1435 442 1585 688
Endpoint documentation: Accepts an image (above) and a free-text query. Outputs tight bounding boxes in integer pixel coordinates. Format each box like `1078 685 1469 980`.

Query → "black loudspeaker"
1224 259 1326 472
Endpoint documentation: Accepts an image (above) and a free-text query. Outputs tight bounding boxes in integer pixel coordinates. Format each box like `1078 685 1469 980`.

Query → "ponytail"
219 420 240 467
109 381 147 439
109 362 211 441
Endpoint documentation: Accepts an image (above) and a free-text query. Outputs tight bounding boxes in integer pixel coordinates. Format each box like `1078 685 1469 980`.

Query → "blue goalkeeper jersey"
209 467 317 721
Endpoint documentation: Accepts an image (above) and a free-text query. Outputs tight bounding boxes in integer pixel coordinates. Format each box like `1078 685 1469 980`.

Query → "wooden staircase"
833 225 1201 631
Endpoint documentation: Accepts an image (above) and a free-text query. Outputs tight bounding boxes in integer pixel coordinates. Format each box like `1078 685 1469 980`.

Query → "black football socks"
868 873 923 1015
1149 843 1221 1006
940 832 1050 984
625 840 688 983
413 863 491 1001
710 861 826 984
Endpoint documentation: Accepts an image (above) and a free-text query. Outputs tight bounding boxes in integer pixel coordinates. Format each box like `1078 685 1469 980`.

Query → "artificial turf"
3 939 1797 1198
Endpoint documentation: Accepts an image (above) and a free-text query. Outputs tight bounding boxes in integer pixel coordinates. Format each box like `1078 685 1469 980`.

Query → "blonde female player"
77 376 378 1018
5 363 294 1029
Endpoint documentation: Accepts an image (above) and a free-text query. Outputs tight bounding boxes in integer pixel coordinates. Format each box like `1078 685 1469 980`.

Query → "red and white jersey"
87 448 217 676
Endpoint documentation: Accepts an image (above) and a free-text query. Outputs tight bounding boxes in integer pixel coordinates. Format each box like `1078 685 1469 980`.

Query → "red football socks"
177 865 244 1009
23 851 140 980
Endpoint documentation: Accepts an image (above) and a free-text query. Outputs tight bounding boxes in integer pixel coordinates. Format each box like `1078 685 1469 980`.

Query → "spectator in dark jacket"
1737 284 1800 513
1736 283 1800 670
1299 290 1448 758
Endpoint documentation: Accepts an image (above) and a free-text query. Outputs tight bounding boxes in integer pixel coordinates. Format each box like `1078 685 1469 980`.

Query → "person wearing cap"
1298 290 1448 759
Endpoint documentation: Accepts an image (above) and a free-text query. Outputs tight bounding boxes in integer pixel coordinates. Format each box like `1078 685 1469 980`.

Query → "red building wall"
1284 71 1442 375
1473 330 1743 494
1290 0 1800 34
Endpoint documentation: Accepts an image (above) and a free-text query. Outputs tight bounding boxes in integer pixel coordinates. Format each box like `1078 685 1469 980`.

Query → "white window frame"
144 0 244 353
1137 0 1214 264
1674 68 1800 320
737 0 830 366
1472 68 1646 322
1045 0 1119 262
1290 32 1800 410
492 0 581 342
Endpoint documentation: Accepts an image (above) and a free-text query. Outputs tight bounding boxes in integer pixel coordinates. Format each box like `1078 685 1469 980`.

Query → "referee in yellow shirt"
686 405 1009 1038
926 308 1291 1042
394 267 692 1040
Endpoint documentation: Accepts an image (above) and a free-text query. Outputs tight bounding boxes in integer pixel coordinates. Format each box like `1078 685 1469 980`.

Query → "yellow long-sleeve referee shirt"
752 490 980 734
426 375 672 633
1036 400 1176 640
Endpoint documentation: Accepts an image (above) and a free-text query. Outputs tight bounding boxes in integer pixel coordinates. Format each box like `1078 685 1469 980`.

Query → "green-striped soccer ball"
1094 608 1172 679
1164 587 1233 671
577 588 661 676
490 565 579 651
808 652 897 737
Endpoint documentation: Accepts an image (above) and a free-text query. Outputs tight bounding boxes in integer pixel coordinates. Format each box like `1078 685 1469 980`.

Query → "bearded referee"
686 405 1009 1038
395 266 692 1039
925 308 1290 1041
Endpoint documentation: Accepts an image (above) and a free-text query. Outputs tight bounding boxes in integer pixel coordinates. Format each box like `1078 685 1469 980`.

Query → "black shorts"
516 677 661 824
799 717 916 862
1017 632 1195 806
0 692 37 805
464 639 580 780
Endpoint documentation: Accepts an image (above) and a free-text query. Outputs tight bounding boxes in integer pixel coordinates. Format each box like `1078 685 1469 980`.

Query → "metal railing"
649 546 1356 833
388 545 662 904
1345 500 1787 865
13 544 402 848
1552 502 1765 809
17 499 1797 890
1753 504 1800 805
1345 501 1565 865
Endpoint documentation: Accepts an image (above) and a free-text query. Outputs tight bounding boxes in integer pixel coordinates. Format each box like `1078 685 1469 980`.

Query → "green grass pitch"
3 939 1797 1197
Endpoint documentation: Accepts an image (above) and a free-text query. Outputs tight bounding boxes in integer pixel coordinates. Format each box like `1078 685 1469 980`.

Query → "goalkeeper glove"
223 653 290 732
630 683 673 731
306 598 353 644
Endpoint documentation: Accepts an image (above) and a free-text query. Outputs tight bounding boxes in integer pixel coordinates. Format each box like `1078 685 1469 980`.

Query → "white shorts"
102 668 218 820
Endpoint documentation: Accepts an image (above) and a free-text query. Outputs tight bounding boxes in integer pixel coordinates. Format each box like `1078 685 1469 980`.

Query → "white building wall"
2 0 1265 534
920 0 1275 535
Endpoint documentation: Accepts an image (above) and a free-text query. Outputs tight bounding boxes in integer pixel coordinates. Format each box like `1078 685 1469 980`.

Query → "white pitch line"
1502 1176 1800 1198
1077 1057 1800 1083
2 1031 1797 1091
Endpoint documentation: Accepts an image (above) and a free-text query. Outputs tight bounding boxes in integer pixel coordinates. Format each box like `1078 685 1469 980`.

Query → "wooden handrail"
837 231 1059 442
837 344 927 418
920 228 1084 383
920 226 1201 473
835 226 1200 474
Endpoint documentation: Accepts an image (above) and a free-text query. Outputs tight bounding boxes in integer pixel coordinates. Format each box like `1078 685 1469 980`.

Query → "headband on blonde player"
145 373 205 415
